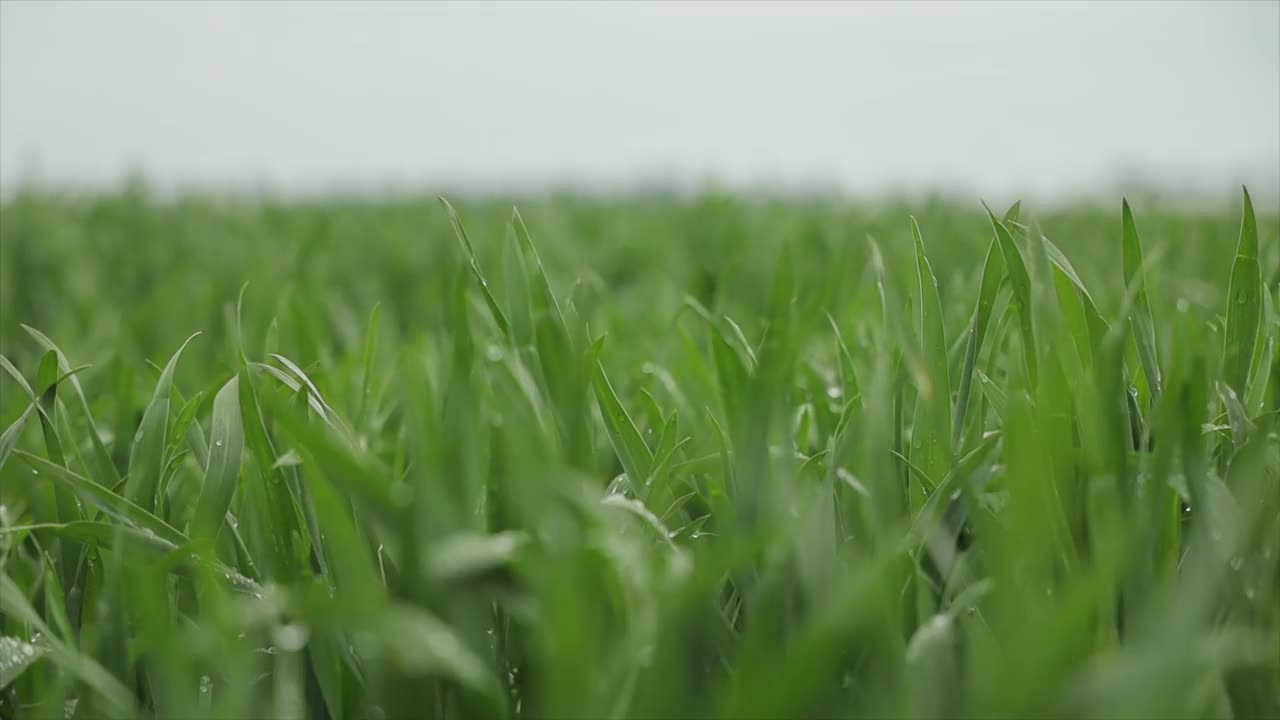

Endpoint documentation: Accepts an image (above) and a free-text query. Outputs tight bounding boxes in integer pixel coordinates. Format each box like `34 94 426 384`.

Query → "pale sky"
1 0 1277 199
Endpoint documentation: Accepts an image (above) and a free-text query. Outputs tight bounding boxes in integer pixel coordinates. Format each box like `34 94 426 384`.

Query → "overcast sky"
1 1 1277 199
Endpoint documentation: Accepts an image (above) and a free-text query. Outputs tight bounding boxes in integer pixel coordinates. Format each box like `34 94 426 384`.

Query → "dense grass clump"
0 187 1277 719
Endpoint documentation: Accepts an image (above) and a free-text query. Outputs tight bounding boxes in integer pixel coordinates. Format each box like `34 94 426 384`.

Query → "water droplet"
1176 298 1190 313
485 345 504 362
1229 556 1243 571
199 675 212 694
31 469 38 476
966 607 977 616
215 440 223 447
1237 292 1248 305
63 698 79 720
20 643 36 657
825 385 842 400
689 531 702 540
265 646 278 655
1245 587 1256 601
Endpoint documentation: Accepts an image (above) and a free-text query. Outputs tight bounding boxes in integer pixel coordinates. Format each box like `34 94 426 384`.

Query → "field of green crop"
0 186 1277 719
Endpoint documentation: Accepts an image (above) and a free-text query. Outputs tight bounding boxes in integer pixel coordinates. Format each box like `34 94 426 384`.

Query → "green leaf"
0 571 138 717
0 521 180 558
439 196 511 340
373 604 504 710
954 201 1019 446
591 338 655 488
15 450 187 546
984 205 1037 384
1121 199 1162 400
0 405 34 472
20 325 121 485
0 635 48 689
190 376 244 541
125 333 200 511
1223 187 1261 396
909 217 953 498
35 350 67 466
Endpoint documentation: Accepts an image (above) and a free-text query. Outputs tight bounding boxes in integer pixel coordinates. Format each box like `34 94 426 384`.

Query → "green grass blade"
0 571 137 717
1223 187 1261 396
190 376 244 541
0 635 48 689
439 196 511 340
125 333 200 511
910 217 952 494
953 202 1019 446
591 338 655 488
20 324 121 485
1121 199 1162 400
0 405 34 472
984 204 1038 385
15 451 187 546
35 351 67 467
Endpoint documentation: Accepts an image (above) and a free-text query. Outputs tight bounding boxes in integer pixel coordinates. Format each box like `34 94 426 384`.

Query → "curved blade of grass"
591 338 654 487
35 350 67 467
190 376 243 541
356 302 382 428
20 324 121 485
1121 199 1162 400
1223 187 1261 396
953 201 1019 445
237 363 307 582
265 390 400 524
252 362 333 423
1216 382 1252 451
0 405 34 472
125 333 200 510
710 321 751 422
1 355 90 468
0 635 48 689
270 354 332 413
1042 235 1111 355
439 196 511 340
0 572 137 718
169 387 209 471
16 450 187 546
511 207 568 327
0 521 180 557
373 603 504 712
1246 334 1273 417
984 204 1037 385
910 217 952 495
